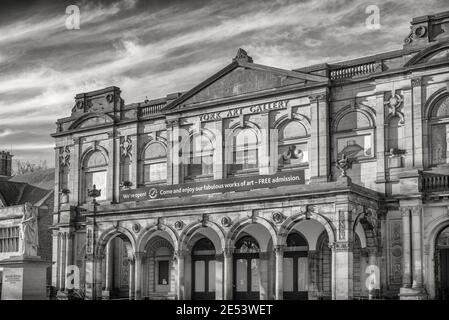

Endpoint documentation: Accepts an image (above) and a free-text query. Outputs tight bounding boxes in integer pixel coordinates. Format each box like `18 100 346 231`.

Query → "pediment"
165 49 328 111
405 42 449 67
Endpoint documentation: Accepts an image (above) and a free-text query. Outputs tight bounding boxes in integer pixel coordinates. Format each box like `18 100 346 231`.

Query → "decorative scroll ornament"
120 136 132 157
384 92 404 124
174 220 184 230
272 212 285 224
404 25 427 45
106 93 114 103
221 216 232 227
132 223 141 233
59 146 70 167
338 211 346 240
336 153 352 177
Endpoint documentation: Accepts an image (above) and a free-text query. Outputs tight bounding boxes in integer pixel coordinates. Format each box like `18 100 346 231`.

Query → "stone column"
215 253 224 300
260 111 271 175
130 135 138 187
59 232 67 290
411 207 423 289
54 147 61 211
308 250 318 299
223 248 234 300
134 252 144 300
129 257 136 300
64 232 73 289
274 245 284 300
171 120 181 184
403 89 414 168
106 132 116 202
105 240 114 292
213 120 224 179
175 250 186 300
374 91 387 192
94 254 104 300
51 230 60 290
71 138 81 204
411 78 424 169
401 208 412 288
309 91 329 183
332 242 353 300
367 247 379 299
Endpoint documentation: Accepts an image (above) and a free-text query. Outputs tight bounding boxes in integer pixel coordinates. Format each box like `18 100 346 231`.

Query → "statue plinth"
0 255 50 300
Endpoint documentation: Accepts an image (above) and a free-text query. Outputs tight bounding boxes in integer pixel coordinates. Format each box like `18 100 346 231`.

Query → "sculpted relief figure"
20 203 39 256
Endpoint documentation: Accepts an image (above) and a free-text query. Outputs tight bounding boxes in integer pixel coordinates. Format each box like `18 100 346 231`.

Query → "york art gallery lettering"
199 99 289 122
120 170 304 202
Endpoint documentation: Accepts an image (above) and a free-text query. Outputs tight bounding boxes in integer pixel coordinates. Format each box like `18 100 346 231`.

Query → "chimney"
0 151 13 178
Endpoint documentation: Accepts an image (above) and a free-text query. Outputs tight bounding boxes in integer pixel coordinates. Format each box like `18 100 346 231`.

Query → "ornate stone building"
51 11 449 300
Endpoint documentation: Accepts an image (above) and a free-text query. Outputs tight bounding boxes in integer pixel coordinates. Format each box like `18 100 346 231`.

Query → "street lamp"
87 184 101 300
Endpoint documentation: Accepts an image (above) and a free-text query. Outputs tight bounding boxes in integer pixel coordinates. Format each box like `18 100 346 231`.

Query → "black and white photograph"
0 0 448 311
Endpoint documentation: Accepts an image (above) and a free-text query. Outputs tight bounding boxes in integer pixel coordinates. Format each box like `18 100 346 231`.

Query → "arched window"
235 235 260 253
334 110 374 161
185 134 214 180
82 150 107 202
430 95 449 166
230 127 259 174
143 143 167 184
278 121 309 168
120 156 131 184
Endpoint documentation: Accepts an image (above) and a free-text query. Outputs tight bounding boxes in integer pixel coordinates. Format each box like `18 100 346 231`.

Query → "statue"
336 153 352 177
19 203 39 257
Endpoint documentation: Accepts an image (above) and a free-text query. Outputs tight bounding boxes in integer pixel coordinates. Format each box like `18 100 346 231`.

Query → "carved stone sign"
199 99 289 122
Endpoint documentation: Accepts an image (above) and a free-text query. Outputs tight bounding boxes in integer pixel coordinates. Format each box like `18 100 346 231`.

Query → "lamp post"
88 184 101 300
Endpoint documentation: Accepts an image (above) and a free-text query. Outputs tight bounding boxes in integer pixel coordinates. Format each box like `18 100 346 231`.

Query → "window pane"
85 171 107 201
297 257 308 291
283 257 294 292
145 143 166 160
250 259 260 292
236 259 247 292
431 124 448 165
144 162 167 183
208 260 216 292
158 260 169 285
194 260 205 292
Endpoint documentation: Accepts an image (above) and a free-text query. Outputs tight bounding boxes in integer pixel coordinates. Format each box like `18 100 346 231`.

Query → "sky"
0 0 448 168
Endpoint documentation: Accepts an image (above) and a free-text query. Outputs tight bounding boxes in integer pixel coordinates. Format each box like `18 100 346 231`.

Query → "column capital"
173 249 187 260
274 245 285 253
400 207 411 217
134 251 145 260
308 92 328 103
223 247 234 257
411 77 422 88
165 118 180 128
411 206 423 217
329 241 353 251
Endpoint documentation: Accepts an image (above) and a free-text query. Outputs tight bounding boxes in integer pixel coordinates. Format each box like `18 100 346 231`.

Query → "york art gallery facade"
51 11 449 300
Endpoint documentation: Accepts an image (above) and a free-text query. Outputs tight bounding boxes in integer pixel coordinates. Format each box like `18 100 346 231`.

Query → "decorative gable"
165 48 328 111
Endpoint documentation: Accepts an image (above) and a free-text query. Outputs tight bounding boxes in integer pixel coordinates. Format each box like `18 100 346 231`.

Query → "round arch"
277 212 336 247
96 226 136 257
225 216 278 249
178 220 225 253
80 146 109 168
273 114 312 135
424 216 449 299
332 105 376 133
136 224 178 253
69 112 114 130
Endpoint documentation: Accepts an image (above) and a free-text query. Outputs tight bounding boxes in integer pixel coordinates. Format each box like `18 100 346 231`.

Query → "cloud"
0 0 448 166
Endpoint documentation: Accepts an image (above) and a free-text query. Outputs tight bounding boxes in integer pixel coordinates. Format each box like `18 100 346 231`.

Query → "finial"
233 48 253 63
